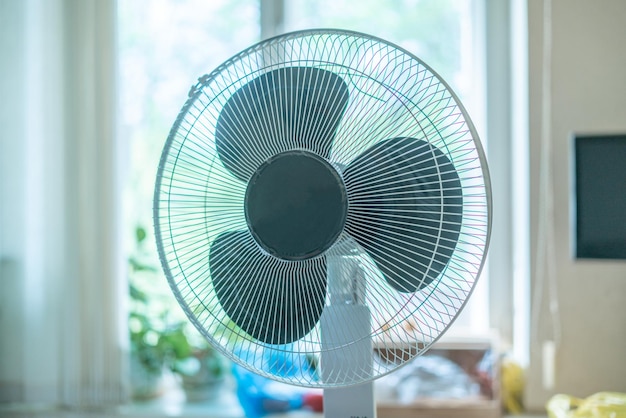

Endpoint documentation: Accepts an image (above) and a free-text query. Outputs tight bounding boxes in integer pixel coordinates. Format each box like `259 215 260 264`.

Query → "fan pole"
321 252 377 418
324 382 376 418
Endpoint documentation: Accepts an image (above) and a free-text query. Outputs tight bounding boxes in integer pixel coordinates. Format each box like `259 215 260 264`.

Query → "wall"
527 0 626 410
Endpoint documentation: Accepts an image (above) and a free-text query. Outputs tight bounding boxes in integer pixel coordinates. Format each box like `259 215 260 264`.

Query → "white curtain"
0 0 127 407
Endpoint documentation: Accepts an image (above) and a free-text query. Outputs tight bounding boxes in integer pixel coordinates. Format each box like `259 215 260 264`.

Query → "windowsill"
121 373 244 417
0 403 546 418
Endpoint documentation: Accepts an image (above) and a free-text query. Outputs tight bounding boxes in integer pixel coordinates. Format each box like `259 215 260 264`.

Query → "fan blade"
209 230 327 345
215 67 349 182
343 137 463 293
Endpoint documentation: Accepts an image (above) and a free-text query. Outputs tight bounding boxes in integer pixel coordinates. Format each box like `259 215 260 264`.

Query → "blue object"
231 348 317 418
232 364 305 418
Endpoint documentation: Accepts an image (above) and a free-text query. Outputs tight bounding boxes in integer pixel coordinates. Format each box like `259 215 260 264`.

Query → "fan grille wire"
154 29 491 387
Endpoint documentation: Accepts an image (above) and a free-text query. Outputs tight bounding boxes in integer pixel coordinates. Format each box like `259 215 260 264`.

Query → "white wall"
527 0 626 410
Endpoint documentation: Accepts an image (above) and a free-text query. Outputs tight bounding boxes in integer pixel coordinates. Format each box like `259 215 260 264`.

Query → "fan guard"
154 29 491 388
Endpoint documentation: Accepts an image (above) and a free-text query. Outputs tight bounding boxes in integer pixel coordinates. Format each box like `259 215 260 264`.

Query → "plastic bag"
376 354 480 403
501 357 524 413
547 392 626 418
231 348 321 418
232 364 305 418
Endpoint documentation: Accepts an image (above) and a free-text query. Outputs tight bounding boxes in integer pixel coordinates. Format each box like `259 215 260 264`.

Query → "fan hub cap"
245 150 347 260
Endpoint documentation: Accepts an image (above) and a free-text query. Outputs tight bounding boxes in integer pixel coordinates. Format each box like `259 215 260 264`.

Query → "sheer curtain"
0 0 126 406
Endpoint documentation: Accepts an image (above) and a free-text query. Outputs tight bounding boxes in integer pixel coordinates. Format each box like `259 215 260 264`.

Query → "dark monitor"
574 134 626 260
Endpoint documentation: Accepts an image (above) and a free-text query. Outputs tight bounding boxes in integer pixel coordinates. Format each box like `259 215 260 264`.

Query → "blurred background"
1 0 625 416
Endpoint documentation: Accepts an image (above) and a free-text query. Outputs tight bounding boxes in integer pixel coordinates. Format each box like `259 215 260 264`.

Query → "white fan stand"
321 251 376 418
152 29 491 418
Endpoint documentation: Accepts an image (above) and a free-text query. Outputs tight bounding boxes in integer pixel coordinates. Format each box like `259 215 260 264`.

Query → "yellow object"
501 358 525 414
547 392 626 418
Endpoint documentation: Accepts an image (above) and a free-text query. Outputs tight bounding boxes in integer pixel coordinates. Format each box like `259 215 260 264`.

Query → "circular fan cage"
154 29 491 388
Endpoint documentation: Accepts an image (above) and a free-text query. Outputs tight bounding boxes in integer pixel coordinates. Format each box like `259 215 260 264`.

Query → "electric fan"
154 29 491 417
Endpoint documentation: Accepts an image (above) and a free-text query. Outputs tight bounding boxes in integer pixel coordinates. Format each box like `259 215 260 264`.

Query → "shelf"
375 333 501 418
378 398 500 418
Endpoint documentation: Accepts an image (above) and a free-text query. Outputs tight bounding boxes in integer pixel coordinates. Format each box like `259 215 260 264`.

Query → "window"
119 0 499 406
285 0 489 336
118 0 260 403
119 0 260 233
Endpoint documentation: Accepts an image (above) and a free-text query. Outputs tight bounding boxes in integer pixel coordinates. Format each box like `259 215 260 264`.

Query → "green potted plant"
128 282 166 398
162 324 226 401
128 226 226 401
128 226 171 398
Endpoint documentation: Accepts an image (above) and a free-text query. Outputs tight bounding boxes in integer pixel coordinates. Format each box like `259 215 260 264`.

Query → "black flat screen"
575 134 626 259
